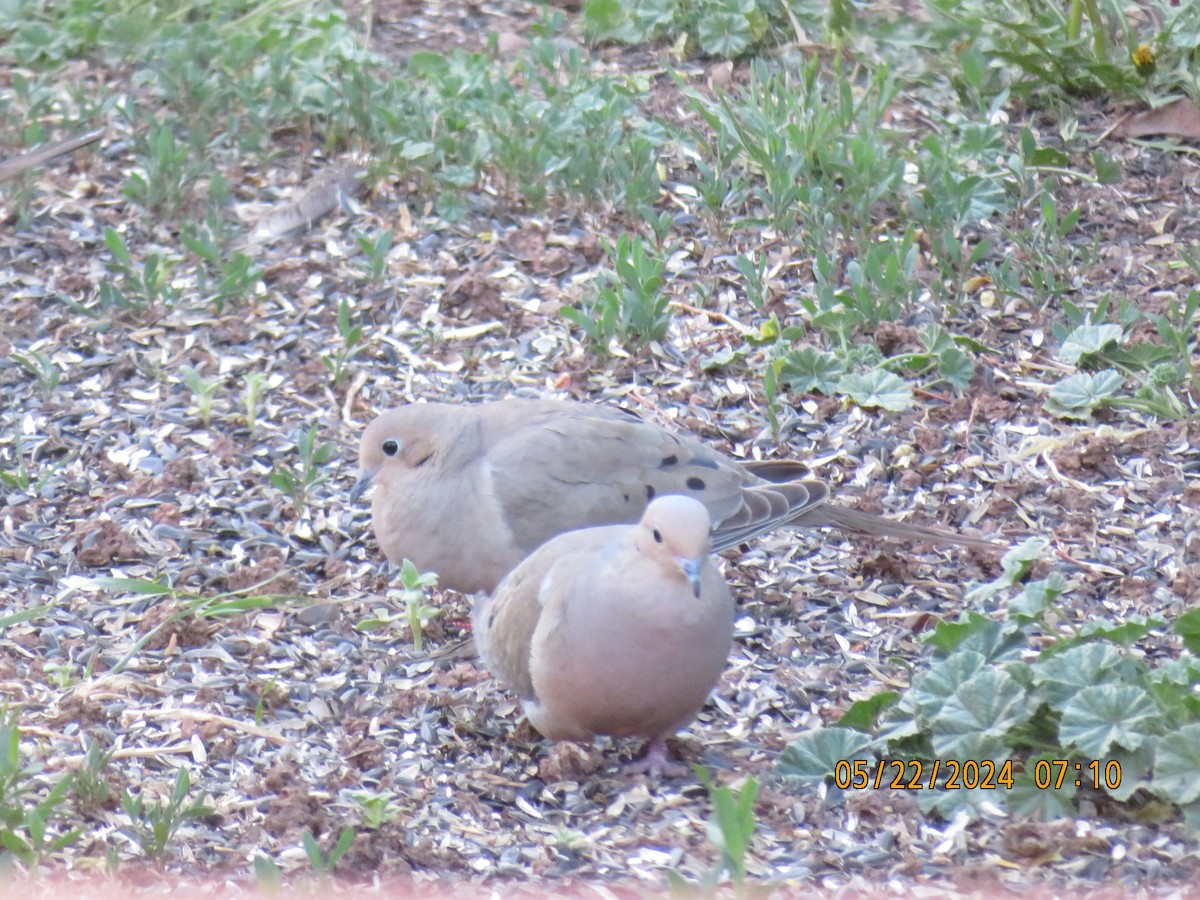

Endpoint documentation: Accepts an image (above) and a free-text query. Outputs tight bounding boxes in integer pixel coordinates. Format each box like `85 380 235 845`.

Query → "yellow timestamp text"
833 759 1123 791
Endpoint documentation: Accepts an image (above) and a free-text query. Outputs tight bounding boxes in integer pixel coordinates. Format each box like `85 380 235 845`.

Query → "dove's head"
353 403 468 501
635 495 714 599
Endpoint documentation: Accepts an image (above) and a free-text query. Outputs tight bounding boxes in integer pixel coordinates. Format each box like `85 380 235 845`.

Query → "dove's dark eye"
653 528 663 544
382 439 400 457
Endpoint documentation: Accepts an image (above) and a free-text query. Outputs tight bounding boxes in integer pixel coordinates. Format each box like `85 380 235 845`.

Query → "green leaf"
700 347 748 372
935 346 975 390
399 141 434 160
776 347 844 395
929 667 1028 758
838 692 900 732
837 370 912 412
1076 616 1164 646
911 651 988 720
83 577 174 594
1058 323 1123 365
698 11 752 57
778 728 872 786
1059 685 1161 756
1007 753 1079 819
1106 742 1154 802
1175 609 1200 656
1031 642 1124 706
1091 151 1121 184
0 603 52 630
924 614 993 654
1008 572 1066 618
103 227 130 263
1025 146 1070 169
1151 724 1200 804
1045 370 1124 418
254 855 283 890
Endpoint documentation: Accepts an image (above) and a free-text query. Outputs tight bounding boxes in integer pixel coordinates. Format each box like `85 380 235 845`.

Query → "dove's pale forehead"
640 495 713 552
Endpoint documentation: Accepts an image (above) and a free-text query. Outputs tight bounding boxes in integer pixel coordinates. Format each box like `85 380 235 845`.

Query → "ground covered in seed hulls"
2 0 1200 895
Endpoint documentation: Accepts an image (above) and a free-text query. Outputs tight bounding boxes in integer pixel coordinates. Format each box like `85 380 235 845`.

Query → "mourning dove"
353 397 997 593
474 494 734 775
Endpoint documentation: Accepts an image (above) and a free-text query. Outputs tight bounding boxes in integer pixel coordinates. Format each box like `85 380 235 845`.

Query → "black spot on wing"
688 456 720 469
661 454 679 466
646 484 656 500
686 477 706 490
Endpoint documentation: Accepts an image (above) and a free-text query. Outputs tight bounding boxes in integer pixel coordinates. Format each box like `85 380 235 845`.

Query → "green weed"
119 769 212 860
356 560 440 653
562 233 672 352
269 424 337 514
780 538 1200 826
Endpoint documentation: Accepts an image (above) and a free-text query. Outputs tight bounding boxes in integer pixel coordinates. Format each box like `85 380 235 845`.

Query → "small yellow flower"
1132 44 1156 77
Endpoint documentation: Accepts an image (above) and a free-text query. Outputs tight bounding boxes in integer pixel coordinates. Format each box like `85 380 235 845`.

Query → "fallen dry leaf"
1114 97 1200 141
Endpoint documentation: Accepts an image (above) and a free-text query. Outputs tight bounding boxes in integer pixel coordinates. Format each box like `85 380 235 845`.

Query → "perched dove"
353 397 996 594
474 494 734 775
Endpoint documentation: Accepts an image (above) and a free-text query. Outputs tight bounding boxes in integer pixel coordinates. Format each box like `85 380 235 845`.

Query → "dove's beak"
350 466 377 503
679 557 703 599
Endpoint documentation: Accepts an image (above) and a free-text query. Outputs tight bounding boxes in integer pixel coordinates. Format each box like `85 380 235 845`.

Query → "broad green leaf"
930 667 1028 757
1058 323 1123 365
778 727 872 785
1009 572 1065 617
1091 151 1121 184
1151 724 1200 804
838 691 900 733
1007 753 1078 820
1060 685 1161 756
1175 609 1200 656
1045 370 1124 418
777 347 844 395
1031 642 1125 706
936 346 975 391
838 370 911 412
911 651 987 720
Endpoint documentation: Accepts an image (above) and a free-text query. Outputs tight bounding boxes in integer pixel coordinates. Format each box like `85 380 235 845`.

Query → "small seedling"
71 743 115 812
269 424 336 514
123 123 196 218
0 709 82 867
11 350 61 396
254 854 283 891
79 572 300 677
356 560 440 653
561 233 672 352
180 365 221 426
322 298 366 388
0 428 33 491
99 228 181 310
242 371 277 433
354 228 394 284
119 768 213 860
343 789 401 829
181 219 263 314
699 768 759 886
301 826 355 878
